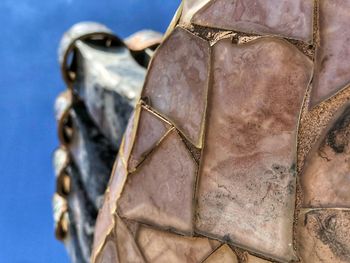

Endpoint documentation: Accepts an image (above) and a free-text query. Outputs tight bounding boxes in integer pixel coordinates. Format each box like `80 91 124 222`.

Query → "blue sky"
0 0 179 262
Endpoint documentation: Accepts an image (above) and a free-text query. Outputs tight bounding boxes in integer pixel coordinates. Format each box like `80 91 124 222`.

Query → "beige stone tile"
142 27 210 147
301 104 350 208
196 38 312 262
192 0 313 42
118 129 198 234
115 216 145 263
311 0 350 106
203 245 238 263
297 208 350 262
92 193 115 262
120 107 140 164
136 225 219 263
95 238 119 263
246 254 272 263
108 155 128 214
128 107 172 171
180 0 212 25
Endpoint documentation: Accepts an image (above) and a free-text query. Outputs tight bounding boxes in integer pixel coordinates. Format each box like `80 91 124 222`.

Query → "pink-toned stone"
297 208 350 262
180 0 212 25
92 193 114 260
120 108 138 163
196 38 312 262
108 156 128 214
192 0 313 42
136 225 219 263
95 239 119 263
203 245 238 263
118 129 198 234
142 27 210 147
311 0 350 106
128 107 171 171
246 255 272 263
301 104 350 208
115 216 145 263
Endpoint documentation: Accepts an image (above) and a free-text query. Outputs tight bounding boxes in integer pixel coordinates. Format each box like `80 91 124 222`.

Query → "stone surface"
180 0 211 25
246 254 272 263
118 129 197 234
203 245 238 263
136 225 219 263
301 104 350 208
69 103 116 209
67 164 96 263
192 0 313 42
297 208 350 263
311 0 350 106
128 106 172 171
75 41 144 149
108 155 128 215
95 239 119 263
92 193 114 260
115 216 145 263
119 108 141 167
142 27 210 147
196 38 312 261
54 90 72 122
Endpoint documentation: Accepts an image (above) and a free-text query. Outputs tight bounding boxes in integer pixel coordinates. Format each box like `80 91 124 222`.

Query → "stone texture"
301 104 350 208
118 129 197 234
311 0 350 106
108 156 128 215
69 103 116 209
192 0 313 42
142 27 210 147
136 225 219 263
196 38 312 261
246 254 272 263
95 239 119 263
75 41 145 150
67 164 96 263
203 245 238 263
180 0 212 25
115 216 145 263
92 193 114 260
128 107 172 171
120 108 139 165
297 208 350 263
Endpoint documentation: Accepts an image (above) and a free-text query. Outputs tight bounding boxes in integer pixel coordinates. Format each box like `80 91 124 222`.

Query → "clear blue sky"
0 0 179 262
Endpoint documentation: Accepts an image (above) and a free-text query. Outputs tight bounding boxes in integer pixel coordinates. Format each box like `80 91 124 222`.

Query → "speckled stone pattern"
92 1 350 263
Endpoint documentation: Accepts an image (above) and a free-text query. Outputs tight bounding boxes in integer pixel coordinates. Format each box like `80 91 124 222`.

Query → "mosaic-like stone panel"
95 239 119 263
180 0 212 25
118 129 197 234
136 226 219 263
115 216 145 263
196 38 312 261
142 27 210 147
108 156 128 214
128 107 171 171
246 254 272 263
311 0 350 106
192 0 313 42
297 209 350 262
301 104 350 208
92 193 114 261
203 245 238 263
